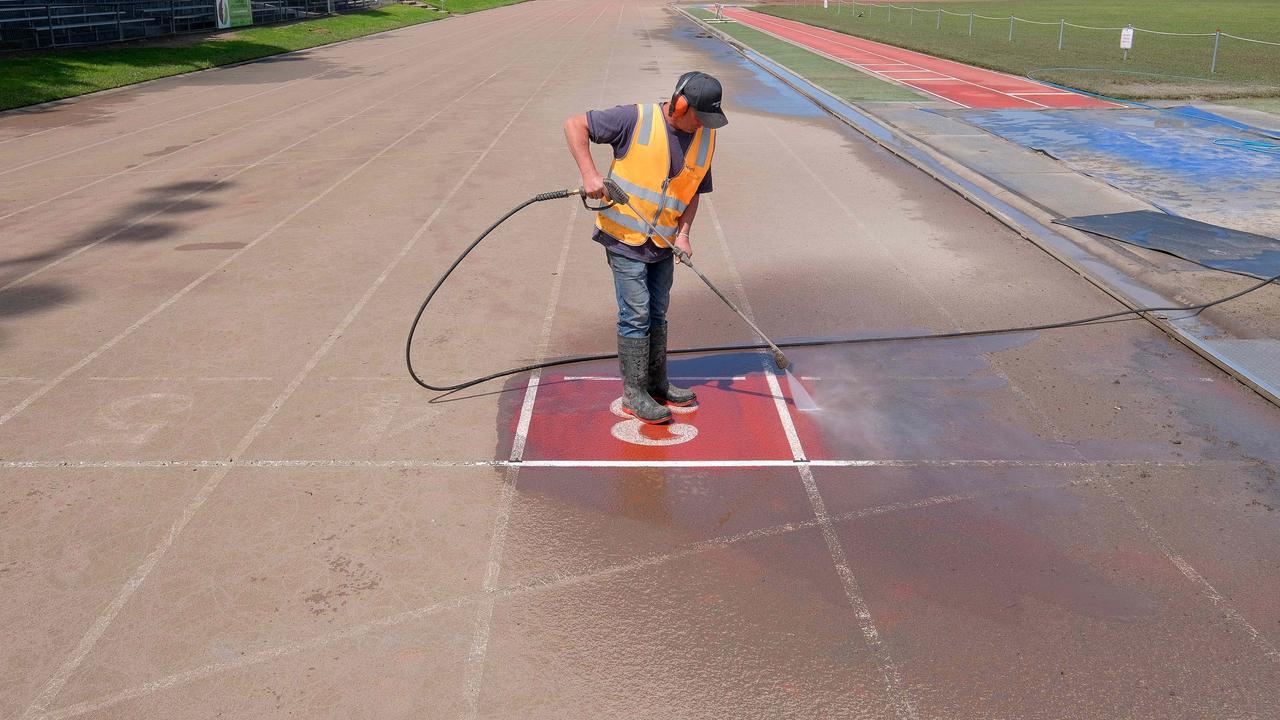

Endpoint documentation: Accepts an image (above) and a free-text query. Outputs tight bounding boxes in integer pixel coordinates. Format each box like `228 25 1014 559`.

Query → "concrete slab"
52 465 503 711
495 466 816 585
476 523 901 719
5 1 1280 717
0 468 209 719
827 475 1280 718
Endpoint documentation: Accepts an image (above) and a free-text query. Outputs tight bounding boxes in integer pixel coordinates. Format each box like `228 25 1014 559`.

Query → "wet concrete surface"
2 0 1279 718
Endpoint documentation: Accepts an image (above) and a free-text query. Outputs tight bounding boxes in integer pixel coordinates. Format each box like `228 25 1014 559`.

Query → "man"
563 71 727 425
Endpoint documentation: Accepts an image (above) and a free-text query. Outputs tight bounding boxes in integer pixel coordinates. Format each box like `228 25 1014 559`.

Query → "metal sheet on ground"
1055 209 1280 279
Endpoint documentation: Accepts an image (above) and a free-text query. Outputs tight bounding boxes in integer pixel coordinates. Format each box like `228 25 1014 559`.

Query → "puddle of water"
669 23 825 119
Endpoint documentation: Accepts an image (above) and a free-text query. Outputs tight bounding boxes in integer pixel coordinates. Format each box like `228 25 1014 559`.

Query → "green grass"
421 0 530 13
753 1 1280 99
688 7 920 102
0 5 443 111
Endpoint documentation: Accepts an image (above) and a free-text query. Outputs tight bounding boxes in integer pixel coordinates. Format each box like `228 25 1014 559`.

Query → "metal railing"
0 0 385 51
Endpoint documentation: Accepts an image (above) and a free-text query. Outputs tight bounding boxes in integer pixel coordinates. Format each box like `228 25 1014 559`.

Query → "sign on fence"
215 0 253 29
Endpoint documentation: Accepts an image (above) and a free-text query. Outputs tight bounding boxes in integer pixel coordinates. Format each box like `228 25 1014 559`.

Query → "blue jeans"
607 250 673 338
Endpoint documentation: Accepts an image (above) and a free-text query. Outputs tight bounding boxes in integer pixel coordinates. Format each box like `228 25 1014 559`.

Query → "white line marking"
457 5 611 715
798 464 920 717
87 376 274 382
757 110 1277 662
0 19 534 293
17 6 585 716
729 9 1054 109
0 458 1233 470
561 375 746 381
763 370 807 462
707 181 916 717
0 3 542 179
38 481 1077 720
1099 478 1280 663
0 5 576 428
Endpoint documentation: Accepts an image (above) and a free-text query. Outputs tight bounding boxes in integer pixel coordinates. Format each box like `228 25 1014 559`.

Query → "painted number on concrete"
74 393 193 445
608 397 698 446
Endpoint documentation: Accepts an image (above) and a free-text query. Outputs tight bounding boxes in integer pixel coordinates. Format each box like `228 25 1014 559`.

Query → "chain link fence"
753 1 1280 98
0 0 388 51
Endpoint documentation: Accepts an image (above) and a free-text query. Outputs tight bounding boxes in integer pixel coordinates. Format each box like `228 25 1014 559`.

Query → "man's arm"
673 192 700 261
563 114 606 199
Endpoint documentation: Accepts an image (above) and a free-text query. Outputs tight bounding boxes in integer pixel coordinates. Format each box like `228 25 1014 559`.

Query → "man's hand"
581 170 606 200
673 232 693 263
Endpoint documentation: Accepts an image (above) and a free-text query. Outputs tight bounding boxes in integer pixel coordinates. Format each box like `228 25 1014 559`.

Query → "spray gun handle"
577 178 630 212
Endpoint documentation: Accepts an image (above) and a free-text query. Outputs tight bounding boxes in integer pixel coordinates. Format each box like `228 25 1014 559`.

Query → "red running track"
722 8 1117 109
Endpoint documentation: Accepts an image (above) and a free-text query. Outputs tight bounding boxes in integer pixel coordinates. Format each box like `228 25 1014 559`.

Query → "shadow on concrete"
0 282 78 319
0 178 236 346
1 178 234 277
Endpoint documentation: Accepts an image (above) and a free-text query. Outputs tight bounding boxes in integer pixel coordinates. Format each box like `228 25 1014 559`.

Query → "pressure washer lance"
405 183 1280 397
598 181 792 371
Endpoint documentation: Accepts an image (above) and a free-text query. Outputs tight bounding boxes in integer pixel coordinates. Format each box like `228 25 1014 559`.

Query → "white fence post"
1211 29 1221 74
968 12 973 36
1058 19 1064 50
1008 15 1014 42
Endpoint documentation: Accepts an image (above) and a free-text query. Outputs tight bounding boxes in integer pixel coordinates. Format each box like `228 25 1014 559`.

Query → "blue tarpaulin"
938 106 1280 239
1054 210 1280 279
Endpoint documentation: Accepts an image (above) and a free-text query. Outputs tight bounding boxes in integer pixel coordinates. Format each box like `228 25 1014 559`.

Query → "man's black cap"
674 71 728 129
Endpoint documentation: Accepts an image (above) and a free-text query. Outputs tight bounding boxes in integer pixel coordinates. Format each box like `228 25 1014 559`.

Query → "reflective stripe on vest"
595 103 715 249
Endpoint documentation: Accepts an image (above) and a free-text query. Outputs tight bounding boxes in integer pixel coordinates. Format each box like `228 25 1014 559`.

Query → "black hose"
407 191 1280 393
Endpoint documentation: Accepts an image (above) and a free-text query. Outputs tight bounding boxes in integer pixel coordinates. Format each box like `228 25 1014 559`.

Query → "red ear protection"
669 72 696 119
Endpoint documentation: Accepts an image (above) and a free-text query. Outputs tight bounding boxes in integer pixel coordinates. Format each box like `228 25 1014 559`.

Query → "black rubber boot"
618 334 672 424
647 323 697 407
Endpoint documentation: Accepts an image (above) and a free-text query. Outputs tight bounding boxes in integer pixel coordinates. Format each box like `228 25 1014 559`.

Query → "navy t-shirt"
587 104 714 263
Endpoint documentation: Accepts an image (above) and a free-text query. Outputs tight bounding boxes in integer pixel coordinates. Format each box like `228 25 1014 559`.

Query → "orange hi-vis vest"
596 103 716 249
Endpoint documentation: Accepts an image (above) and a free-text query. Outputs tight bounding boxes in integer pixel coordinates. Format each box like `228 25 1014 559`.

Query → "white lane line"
797 464 919 717
17 7 586 717
0 18 534 293
0 458 1233 470
0 16 492 224
1099 478 1280 663
0 15 472 149
460 202 581 717
763 370 808 462
715 12 970 109
561 375 746 381
0 3 577 428
705 188 916 716
761 111 1279 661
37 480 1075 720
86 376 274 382
730 9 1050 109
0 92 204 147
456 2 614 713
0 3 544 179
